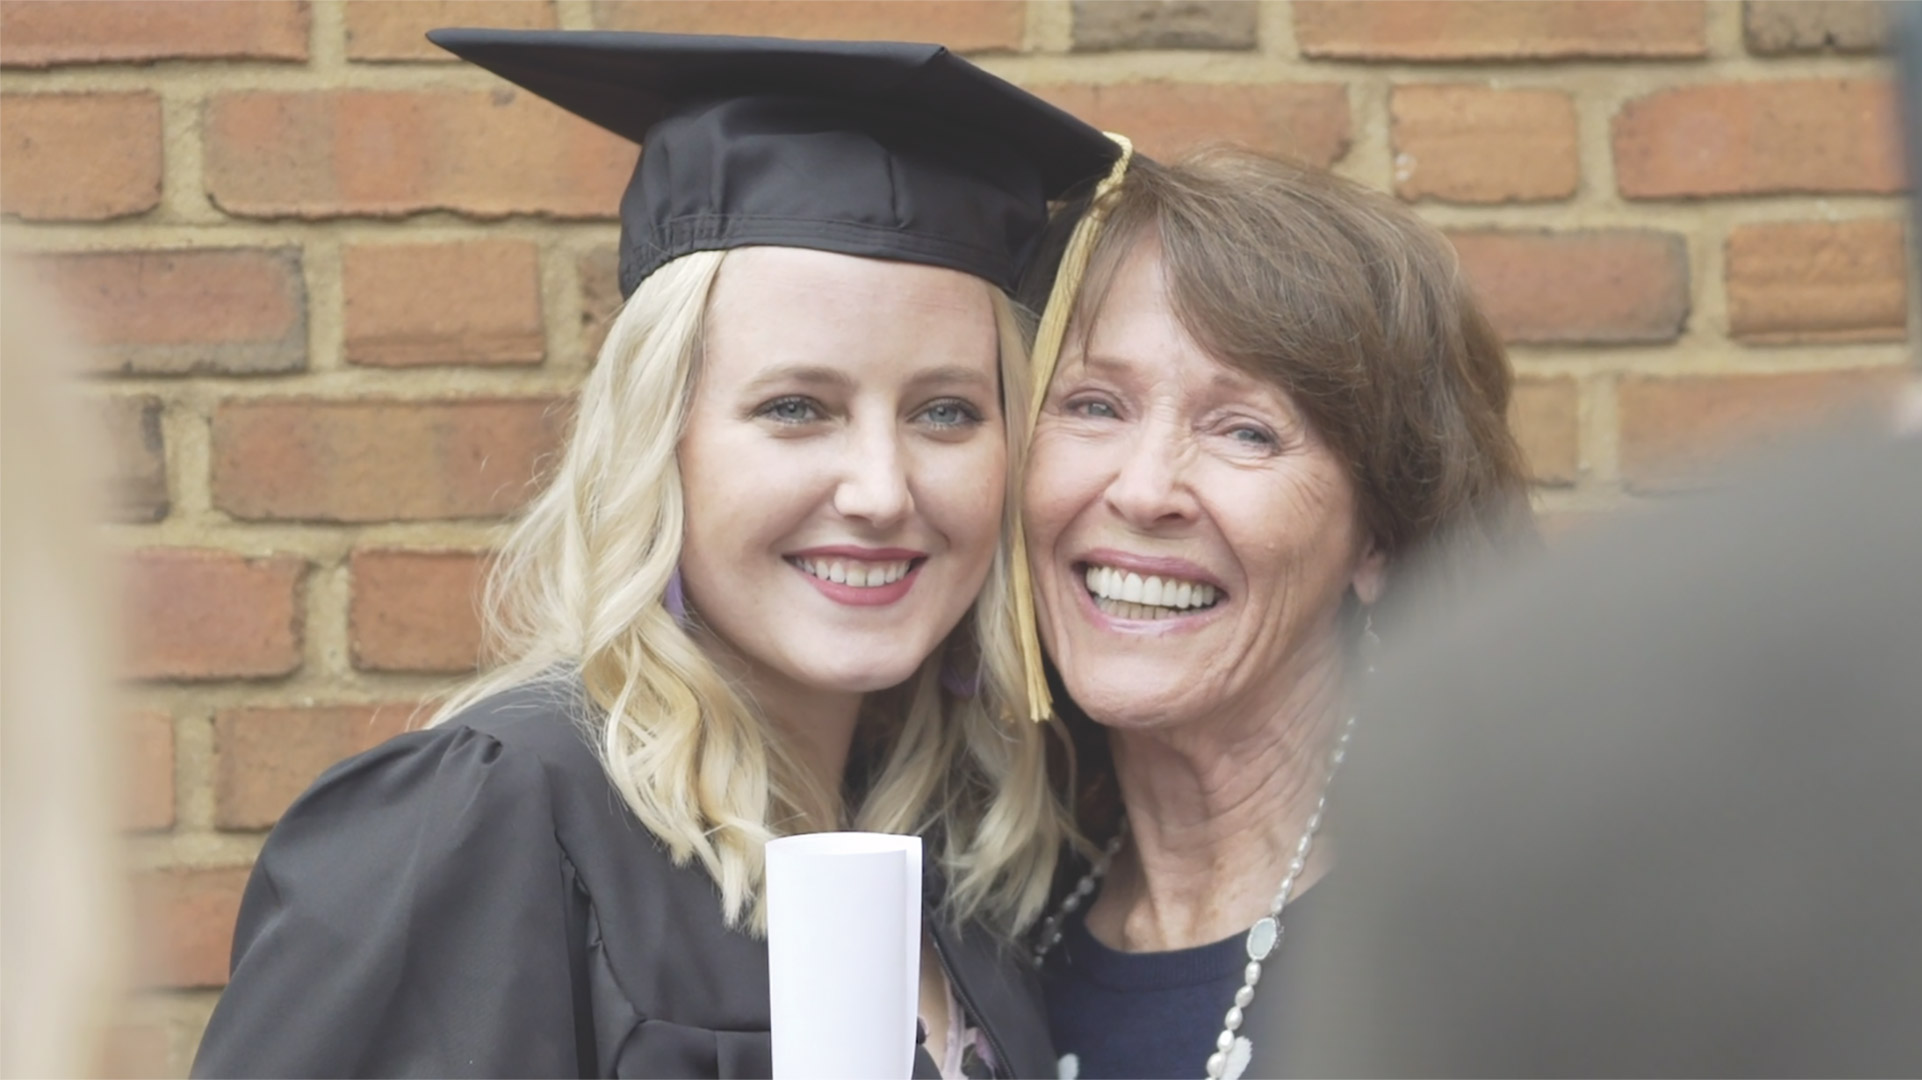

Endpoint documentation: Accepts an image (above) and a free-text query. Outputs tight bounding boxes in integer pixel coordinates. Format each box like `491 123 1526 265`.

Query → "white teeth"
1093 597 1191 621
796 557 910 588
1082 563 1222 614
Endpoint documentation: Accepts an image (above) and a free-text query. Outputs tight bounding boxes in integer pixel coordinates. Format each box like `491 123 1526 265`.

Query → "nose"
1104 417 1198 529
833 417 914 529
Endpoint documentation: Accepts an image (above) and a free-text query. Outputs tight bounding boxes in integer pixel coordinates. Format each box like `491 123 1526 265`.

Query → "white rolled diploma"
765 832 924 1079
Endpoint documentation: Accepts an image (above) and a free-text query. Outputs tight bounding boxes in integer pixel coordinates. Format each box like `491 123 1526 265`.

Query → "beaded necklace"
1032 714 1357 1080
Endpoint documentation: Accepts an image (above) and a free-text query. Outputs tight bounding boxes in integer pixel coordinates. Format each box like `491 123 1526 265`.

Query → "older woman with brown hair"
1019 148 1533 1080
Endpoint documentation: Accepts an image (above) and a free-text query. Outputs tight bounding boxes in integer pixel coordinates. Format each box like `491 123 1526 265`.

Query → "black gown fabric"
192 681 1056 1079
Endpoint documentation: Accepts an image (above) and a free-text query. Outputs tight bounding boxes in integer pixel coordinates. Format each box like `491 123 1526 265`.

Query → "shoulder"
269 678 614 865
434 677 608 787
202 683 620 1077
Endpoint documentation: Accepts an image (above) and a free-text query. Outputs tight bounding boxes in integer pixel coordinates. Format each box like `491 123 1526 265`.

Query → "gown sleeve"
191 724 590 1079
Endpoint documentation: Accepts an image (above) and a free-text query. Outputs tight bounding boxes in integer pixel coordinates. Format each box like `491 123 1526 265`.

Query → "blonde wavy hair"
434 250 1069 936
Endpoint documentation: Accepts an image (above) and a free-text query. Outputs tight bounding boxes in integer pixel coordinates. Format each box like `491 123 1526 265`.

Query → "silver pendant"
1246 916 1280 961
1224 1035 1253 1080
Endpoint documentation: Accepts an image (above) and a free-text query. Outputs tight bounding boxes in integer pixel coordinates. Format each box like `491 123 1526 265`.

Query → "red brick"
1032 82 1350 166
1510 376 1580 486
101 1022 171 1080
1392 85 1578 204
344 240 544 367
1745 0 1886 55
96 395 168 523
1726 220 1907 345
1614 80 1902 199
1449 230 1690 345
133 867 248 989
214 704 418 829
211 397 568 522
31 249 306 376
0 93 161 221
125 711 174 832
346 0 555 61
1619 370 1908 490
591 0 1025 52
123 548 305 681
579 245 623 363
0 0 308 66
1072 0 1258 51
1294 1 1706 61
350 549 491 673
204 90 635 220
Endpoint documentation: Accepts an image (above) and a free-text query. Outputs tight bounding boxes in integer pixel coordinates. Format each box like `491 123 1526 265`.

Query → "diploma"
765 832 923 1079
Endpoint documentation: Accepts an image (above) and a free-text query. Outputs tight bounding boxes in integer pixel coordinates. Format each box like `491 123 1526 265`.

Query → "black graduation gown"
191 682 1056 1079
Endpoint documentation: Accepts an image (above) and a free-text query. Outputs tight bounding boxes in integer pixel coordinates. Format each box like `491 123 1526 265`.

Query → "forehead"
1069 246 1228 372
702 246 1000 380
1063 241 1308 419
710 246 993 314
1072 239 1186 356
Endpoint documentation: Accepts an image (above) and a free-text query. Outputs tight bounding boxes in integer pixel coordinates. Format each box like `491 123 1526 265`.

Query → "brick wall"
0 1 1910 1073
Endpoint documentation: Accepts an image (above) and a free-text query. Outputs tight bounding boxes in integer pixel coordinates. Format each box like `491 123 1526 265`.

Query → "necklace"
1032 713 1357 1080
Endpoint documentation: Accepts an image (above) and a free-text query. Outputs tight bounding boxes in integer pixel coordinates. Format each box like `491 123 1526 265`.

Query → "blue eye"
758 396 822 424
1071 399 1118 419
1228 425 1278 448
918 399 983 429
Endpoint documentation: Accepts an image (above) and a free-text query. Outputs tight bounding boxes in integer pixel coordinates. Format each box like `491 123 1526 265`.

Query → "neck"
701 636 864 825
1087 647 1348 952
770 688 864 814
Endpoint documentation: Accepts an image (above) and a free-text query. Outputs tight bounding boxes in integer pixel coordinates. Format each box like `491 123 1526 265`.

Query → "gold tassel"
1011 132 1136 722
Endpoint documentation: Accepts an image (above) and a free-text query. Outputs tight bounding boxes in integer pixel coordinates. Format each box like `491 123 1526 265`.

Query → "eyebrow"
1064 352 1139 380
741 364 856 395
741 363 994 395
905 364 996 391
1071 352 1304 418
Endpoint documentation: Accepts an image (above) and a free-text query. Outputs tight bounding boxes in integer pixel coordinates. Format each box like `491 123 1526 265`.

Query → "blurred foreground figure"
1266 408 1922 1077
0 263 128 1077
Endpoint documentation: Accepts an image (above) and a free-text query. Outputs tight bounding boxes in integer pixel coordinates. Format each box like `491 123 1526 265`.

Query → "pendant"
1246 916 1279 961
1224 1036 1253 1080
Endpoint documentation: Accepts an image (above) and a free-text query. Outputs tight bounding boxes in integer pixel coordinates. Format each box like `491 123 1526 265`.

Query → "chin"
1061 670 1194 730
1072 695 1174 730
795 652 929 694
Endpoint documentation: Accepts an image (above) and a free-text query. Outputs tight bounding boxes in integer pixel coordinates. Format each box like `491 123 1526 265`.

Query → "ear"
1351 537 1389 607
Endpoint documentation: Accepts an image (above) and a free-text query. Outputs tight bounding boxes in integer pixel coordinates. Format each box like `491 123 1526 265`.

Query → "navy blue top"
1041 894 1316 1080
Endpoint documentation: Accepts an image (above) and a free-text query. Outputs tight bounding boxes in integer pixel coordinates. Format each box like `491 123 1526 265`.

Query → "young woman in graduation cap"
191 31 1126 1080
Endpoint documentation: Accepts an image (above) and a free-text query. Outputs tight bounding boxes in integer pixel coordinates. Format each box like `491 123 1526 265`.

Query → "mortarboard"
427 29 1121 297
430 28 1139 720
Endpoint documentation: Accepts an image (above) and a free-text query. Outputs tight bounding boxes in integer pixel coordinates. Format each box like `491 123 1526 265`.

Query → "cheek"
1021 435 1106 544
1222 468 1362 600
674 450 746 597
677 424 742 538
922 439 1007 557
676 417 813 559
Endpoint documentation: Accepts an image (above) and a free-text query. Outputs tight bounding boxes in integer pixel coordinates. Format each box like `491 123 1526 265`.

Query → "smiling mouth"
790 555 921 589
1080 562 1224 621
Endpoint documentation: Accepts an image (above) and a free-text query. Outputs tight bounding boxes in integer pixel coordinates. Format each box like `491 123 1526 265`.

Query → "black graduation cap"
427 28 1124 297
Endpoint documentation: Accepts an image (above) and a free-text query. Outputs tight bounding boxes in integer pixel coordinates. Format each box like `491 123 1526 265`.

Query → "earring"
664 567 691 626
1361 608 1382 676
941 647 982 699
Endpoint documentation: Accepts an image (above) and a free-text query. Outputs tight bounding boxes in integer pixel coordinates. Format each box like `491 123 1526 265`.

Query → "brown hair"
1025 146 1535 601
